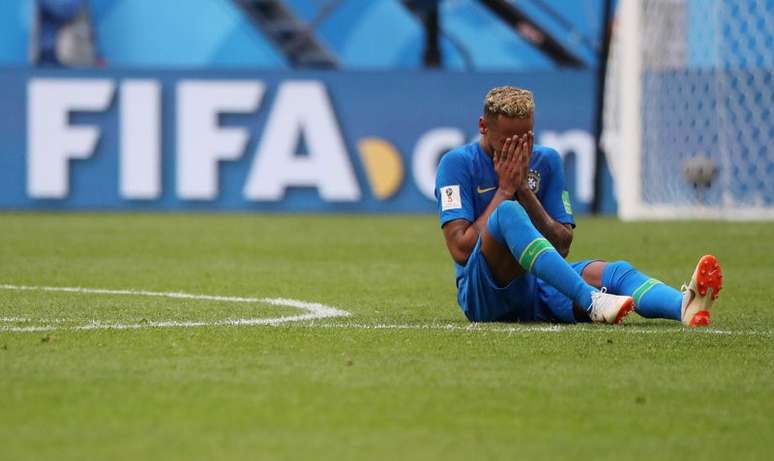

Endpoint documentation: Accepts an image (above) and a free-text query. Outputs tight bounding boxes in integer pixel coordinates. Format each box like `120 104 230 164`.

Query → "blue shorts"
456 237 593 323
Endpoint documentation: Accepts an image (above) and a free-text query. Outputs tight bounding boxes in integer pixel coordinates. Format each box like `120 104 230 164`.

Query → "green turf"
1 213 772 460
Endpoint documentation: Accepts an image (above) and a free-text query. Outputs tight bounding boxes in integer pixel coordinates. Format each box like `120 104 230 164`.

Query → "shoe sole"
687 255 723 327
613 297 635 324
689 310 711 327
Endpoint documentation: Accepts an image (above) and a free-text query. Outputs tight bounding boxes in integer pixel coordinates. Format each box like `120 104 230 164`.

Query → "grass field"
1 213 772 460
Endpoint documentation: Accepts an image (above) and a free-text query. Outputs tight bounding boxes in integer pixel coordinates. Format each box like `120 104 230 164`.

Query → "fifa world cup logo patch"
440 185 462 211
527 170 541 193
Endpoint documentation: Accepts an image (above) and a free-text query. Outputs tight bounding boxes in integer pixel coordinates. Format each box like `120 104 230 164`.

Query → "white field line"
295 322 772 337
1 319 770 337
0 317 66 323
0 284 770 337
0 284 349 332
2 321 769 336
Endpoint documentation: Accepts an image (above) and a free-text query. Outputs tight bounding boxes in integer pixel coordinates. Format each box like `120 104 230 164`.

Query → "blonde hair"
483 86 534 119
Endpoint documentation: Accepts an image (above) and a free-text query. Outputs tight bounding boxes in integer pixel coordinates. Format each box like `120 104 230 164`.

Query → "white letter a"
244 81 360 202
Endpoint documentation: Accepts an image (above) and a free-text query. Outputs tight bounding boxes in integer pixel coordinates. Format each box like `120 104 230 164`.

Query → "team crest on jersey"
527 170 541 193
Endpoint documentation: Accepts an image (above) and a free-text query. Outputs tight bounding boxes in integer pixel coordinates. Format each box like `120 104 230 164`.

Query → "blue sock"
601 261 682 321
487 201 595 311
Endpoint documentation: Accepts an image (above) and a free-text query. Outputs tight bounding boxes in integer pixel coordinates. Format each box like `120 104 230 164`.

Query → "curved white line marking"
0 317 33 322
0 284 350 331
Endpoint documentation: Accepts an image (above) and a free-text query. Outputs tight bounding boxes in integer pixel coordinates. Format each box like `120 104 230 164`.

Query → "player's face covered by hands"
483 114 534 156
489 119 534 195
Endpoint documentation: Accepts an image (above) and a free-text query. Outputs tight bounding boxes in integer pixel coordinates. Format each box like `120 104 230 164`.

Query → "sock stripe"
632 278 662 306
517 237 554 273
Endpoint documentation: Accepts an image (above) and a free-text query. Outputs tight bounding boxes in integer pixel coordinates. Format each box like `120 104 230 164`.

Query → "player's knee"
602 260 635 290
495 200 529 224
609 260 634 272
605 260 635 278
487 201 530 243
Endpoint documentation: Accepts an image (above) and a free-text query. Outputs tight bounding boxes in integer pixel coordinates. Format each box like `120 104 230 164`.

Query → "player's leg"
582 260 683 321
481 201 633 324
580 257 722 326
533 260 600 324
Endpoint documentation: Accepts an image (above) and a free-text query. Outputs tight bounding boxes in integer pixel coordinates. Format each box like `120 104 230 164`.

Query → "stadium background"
1 0 621 213
3 0 766 215
1 2 772 460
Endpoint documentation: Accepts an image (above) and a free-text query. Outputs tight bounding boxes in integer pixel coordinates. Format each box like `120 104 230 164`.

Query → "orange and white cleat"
681 255 723 327
589 288 635 324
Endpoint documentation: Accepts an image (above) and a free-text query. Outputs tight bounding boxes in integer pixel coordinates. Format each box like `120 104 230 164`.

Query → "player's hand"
493 134 526 196
517 131 533 191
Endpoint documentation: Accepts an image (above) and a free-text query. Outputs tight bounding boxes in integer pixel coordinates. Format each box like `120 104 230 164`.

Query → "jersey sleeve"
435 151 475 227
541 148 576 227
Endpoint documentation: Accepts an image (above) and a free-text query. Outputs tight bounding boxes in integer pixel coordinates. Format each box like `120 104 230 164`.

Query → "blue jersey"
435 141 575 280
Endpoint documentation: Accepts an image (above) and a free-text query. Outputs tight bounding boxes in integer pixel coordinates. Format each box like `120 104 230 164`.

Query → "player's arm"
442 134 529 265
513 137 573 257
515 187 573 257
442 189 512 265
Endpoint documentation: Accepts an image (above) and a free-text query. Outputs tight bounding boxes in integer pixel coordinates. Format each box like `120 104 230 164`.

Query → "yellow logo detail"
476 186 497 194
357 138 404 200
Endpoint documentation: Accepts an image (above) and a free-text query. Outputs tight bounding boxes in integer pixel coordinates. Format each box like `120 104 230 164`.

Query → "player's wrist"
515 185 532 199
496 187 516 198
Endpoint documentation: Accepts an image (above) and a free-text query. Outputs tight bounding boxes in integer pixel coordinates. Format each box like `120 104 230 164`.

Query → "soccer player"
435 86 723 326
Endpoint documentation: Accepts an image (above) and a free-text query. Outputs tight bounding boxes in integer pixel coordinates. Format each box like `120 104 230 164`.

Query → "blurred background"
0 0 771 218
